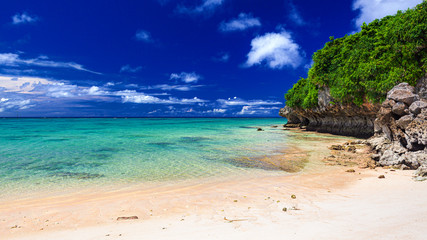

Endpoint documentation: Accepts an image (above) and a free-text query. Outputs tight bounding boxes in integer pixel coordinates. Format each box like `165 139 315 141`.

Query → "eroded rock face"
368 81 427 174
279 88 379 138
280 77 426 176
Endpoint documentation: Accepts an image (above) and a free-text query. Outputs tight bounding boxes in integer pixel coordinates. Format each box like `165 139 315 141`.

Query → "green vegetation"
285 1 426 108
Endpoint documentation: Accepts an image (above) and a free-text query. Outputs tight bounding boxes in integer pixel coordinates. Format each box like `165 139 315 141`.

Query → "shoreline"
2 129 426 239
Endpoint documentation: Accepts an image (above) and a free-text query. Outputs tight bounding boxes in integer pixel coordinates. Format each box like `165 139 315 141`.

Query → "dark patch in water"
225 158 280 171
2 135 45 140
30 161 105 171
51 172 105 179
180 137 211 143
2 136 25 140
90 153 113 160
122 134 151 138
148 142 175 147
239 126 258 129
44 138 69 142
95 147 121 153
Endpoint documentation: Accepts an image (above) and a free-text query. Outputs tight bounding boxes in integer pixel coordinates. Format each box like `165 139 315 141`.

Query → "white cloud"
0 53 101 74
246 31 303 69
120 65 142 73
352 0 422 28
0 75 111 100
213 108 226 113
82 86 109 96
219 13 261 32
0 75 56 93
237 106 255 115
12 12 38 24
236 106 280 115
217 97 282 106
0 98 32 112
288 2 305 26
149 84 200 91
117 90 207 105
135 30 152 42
170 72 201 83
176 0 224 15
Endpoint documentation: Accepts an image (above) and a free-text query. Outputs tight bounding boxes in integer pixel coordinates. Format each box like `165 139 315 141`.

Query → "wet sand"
2 130 426 240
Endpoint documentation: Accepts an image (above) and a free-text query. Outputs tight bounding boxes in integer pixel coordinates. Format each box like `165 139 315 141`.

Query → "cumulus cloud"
170 72 201 83
217 97 282 107
0 74 212 115
236 106 280 115
0 75 55 93
120 65 142 73
12 12 38 24
135 30 152 42
0 75 111 100
352 0 422 28
176 0 224 15
117 90 206 104
0 98 33 112
219 13 261 32
147 84 202 91
246 31 303 69
0 53 101 74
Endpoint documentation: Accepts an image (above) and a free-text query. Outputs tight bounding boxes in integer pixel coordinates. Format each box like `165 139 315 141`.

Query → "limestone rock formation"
368 82 427 176
279 88 380 138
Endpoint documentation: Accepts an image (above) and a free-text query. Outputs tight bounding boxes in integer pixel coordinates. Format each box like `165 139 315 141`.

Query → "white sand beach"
2 132 427 240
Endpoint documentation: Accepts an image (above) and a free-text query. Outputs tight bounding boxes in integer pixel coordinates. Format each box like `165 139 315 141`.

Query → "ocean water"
0 118 296 197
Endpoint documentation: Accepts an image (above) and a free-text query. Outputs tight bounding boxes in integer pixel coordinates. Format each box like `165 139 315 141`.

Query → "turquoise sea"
0 118 294 197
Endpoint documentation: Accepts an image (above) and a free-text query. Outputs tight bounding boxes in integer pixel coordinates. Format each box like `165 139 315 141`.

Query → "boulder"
396 115 413 129
415 164 427 177
391 102 407 116
387 83 417 105
409 100 427 115
405 116 427 146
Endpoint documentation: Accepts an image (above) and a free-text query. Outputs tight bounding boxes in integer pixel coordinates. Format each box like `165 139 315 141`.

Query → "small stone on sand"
116 216 138 221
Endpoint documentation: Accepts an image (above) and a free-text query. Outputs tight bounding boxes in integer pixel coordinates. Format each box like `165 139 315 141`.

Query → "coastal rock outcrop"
279 88 380 138
367 81 427 175
280 76 426 177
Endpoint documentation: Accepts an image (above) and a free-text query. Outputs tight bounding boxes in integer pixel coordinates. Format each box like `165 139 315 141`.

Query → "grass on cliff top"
285 1 427 109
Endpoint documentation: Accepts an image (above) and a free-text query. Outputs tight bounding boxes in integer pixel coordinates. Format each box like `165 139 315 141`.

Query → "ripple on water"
49 171 105 180
180 136 211 143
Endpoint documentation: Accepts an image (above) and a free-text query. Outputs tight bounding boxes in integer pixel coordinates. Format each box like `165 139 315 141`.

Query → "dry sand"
2 131 427 240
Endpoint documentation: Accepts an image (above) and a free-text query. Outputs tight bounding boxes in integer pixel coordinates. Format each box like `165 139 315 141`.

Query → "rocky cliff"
280 76 427 177
279 88 380 138
368 78 427 176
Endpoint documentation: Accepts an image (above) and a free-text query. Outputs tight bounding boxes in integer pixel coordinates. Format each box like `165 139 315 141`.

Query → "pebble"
378 175 385 179
116 216 138 221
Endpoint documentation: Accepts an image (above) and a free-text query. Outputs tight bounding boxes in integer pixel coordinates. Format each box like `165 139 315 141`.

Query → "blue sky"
0 0 422 117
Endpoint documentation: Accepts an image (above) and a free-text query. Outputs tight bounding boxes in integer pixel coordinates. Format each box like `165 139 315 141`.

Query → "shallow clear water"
0 118 296 196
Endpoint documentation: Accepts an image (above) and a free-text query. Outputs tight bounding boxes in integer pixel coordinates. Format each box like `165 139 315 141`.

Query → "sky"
0 0 423 117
